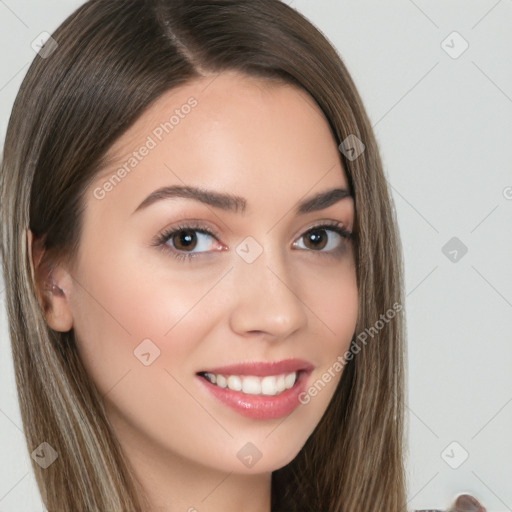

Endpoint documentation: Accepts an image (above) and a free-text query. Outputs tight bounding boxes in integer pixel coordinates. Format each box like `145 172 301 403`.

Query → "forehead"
89 70 349 213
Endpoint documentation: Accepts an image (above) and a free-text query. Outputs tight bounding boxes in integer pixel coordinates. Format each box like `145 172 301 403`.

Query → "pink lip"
195 358 314 420
199 358 314 377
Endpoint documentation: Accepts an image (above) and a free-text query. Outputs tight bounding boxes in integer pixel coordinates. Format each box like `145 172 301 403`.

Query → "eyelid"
300 219 352 237
150 220 221 246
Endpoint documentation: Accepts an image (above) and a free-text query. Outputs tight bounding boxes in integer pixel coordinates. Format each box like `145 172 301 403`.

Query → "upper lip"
198 358 314 377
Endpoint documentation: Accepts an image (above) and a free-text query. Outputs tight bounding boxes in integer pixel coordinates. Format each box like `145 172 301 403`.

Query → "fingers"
453 494 486 512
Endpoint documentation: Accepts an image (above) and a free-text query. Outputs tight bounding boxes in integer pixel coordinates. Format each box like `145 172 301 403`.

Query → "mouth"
194 358 314 419
197 369 305 396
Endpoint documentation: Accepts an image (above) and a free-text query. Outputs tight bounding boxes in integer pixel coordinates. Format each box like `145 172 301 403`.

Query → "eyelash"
152 221 353 263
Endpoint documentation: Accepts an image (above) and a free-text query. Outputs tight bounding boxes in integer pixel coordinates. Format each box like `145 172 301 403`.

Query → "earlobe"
26 228 74 332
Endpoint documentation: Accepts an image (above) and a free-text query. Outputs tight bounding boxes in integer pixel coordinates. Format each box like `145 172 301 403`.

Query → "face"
41 70 358 476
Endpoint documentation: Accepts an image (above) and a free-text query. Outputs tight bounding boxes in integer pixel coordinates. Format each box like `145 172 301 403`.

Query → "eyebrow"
132 185 352 216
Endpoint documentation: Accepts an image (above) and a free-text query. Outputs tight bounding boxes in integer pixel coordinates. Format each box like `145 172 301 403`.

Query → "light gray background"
1 1 511 510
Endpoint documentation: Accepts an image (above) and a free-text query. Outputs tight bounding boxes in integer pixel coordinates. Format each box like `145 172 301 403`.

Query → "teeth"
203 371 298 395
242 376 261 395
261 376 277 395
284 372 296 389
276 374 286 393
227 375 242 391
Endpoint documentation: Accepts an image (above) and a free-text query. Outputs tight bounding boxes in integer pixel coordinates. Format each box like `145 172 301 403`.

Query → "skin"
29 70 358 512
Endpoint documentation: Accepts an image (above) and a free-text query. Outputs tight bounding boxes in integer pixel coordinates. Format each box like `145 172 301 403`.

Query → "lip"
195 358 314 420
198 358 314 377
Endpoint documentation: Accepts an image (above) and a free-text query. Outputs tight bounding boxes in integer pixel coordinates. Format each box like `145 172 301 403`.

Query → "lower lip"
196 371 310 420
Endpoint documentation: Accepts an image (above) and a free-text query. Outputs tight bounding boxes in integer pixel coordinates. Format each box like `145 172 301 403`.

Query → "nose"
228 241 308 341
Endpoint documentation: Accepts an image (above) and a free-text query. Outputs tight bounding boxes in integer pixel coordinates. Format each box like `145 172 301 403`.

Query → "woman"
0 0 486 510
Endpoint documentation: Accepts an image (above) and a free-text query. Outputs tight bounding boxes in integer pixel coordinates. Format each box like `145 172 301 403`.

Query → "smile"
195 359 314 420
199 371 298 396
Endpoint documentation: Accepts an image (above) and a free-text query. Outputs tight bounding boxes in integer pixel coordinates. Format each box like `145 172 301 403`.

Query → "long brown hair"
0 0 407 510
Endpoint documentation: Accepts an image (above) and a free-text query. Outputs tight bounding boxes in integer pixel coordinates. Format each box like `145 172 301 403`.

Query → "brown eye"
293 224 351 253
153 224 222 263
172 229 198 251
303 229 329 250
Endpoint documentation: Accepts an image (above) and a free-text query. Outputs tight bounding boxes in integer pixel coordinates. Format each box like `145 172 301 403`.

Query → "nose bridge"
228 235 308 338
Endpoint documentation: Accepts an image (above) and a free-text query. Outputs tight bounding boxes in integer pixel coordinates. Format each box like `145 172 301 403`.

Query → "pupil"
175 230 196 250
307 230 326 250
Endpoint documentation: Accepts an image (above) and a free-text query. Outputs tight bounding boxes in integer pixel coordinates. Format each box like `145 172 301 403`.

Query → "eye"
292 223 352 253
152 221 353 263
152 222 223 262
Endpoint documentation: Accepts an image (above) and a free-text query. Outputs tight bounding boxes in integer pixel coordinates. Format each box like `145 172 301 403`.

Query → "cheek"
69 245 229 390
69 253 225 441
306 263 358 349
299 265 358 399
327 280 358 333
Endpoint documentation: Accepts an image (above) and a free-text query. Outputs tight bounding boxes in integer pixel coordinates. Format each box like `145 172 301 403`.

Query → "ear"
26 228 74 332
